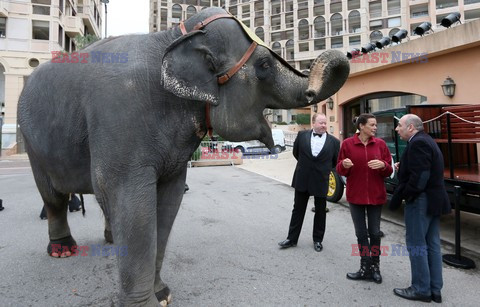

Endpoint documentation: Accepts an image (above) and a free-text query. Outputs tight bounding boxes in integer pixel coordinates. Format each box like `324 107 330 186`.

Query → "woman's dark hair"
353 113 376 130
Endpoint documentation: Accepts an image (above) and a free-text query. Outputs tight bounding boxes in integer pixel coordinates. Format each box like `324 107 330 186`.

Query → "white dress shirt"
311 131 326 157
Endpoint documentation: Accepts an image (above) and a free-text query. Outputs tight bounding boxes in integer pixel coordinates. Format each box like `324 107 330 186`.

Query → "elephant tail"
80 194 86 217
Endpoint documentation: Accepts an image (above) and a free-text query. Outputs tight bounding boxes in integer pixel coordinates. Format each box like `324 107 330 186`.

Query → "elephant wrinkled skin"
18 7 349 306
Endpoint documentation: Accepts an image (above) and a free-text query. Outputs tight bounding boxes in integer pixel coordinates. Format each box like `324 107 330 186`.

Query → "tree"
74 34 100 50
295 114 311 125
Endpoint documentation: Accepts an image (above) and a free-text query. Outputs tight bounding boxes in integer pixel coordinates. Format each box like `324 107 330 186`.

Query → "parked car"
223 129 286 154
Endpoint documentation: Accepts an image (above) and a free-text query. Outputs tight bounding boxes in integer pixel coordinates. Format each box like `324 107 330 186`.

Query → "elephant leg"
29 160 75 258
106 167 159 306
104 215 113 244
154 168 187 306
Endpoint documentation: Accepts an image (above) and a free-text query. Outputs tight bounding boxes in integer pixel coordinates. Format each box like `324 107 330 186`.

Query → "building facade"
149 0 480 72
0 0 103 153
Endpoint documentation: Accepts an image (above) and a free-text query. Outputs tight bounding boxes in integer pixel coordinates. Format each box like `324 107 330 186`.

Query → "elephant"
18 7 349 306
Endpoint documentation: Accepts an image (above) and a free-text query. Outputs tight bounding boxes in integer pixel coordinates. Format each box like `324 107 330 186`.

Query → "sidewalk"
237 149 480 260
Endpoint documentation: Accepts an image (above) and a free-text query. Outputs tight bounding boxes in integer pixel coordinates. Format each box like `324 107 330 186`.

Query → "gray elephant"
18 7 349 306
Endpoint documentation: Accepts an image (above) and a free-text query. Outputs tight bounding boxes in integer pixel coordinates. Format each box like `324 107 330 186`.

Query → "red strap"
193 13 232 31
179 21 187 35
218 41 257 84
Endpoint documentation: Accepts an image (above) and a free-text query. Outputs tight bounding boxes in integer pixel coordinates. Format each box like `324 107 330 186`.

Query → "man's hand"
394 162 400 171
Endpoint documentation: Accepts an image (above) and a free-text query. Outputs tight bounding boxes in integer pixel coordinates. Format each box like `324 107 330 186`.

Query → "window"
59 0 64 14
286 40 294 60
272 42 281 56
436 0 458 10
387 0 400 15
285 0 294 12
410 4 428 18
314 16 326 38
58 25 63 47
331 36 343 48
369 1 381 18
0 17 5 38
172 4 182 22
369 30 383 42
299 60 312 70
388 17 401 28
229 6 237 16
186 0 197 5
254 16 264 27
298 19 309 40
255 27 264 41
314 0 325 16
285 12 294 28
299 42 309 52
271 31 281 41
389 28 400 38
369 19 383 30
32 20 49 40
465 8 480 20
271 15 281 31
32 0 51 16
271 0 281 15
330 1 342 14
348 10 361 33
331 13 343 36
200 0 210 6
349 35 360 46
186 6 196 19
348 0 360 11
314 38 325 50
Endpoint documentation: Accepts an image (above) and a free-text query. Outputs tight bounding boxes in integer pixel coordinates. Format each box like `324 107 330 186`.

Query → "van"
224 129 286 154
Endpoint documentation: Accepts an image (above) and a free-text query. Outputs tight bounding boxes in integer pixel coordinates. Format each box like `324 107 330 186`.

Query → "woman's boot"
346 256 372 280
370 235 382 283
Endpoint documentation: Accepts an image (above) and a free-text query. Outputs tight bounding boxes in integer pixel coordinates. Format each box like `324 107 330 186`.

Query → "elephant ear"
161 31 219 105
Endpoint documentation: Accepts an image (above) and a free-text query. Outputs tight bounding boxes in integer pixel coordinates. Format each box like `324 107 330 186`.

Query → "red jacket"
336 134 393 205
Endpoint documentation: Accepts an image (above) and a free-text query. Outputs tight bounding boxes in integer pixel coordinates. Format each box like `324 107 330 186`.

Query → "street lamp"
313 104 318 113
101 0 109 38
442 77 456 98
327 97 334 110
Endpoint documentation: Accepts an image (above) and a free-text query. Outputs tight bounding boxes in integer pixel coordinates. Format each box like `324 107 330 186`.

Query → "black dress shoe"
393 287 431 302
278 239 297 248
432 292 442 303
314 242 323 252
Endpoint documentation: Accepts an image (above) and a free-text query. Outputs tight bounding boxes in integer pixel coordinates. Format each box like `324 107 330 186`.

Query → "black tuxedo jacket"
291 130 340 197
390 131 451 216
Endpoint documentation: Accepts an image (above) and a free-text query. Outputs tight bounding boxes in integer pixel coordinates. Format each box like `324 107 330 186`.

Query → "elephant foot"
47 235 77 258
104 229 113 243
155 286 172 306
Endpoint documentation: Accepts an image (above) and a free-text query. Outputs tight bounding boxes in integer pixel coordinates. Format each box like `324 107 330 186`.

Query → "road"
0 157 479 306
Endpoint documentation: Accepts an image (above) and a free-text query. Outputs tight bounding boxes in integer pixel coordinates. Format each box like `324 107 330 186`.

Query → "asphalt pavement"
0 155 479 306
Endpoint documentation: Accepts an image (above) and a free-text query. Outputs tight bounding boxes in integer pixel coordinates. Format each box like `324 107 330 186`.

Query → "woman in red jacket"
336 113 393 284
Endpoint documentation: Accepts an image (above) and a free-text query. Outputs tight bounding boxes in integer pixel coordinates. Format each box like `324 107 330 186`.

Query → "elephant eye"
255 58 272 80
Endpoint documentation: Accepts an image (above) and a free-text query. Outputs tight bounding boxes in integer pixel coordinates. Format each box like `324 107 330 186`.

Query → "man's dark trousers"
287 190 327 243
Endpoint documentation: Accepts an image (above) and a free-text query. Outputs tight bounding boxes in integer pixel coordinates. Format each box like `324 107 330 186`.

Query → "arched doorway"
342 92 427 138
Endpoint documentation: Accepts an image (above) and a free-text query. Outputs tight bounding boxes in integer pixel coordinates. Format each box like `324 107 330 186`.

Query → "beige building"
0 0 103 154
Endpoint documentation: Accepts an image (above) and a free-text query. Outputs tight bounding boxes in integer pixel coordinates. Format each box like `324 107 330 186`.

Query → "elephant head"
162 7 349 150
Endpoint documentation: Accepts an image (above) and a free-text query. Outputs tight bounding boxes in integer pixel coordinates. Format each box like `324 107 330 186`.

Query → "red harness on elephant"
178 14 258 137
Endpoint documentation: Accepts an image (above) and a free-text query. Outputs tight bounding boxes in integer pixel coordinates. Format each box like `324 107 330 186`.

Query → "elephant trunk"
306 50 350 104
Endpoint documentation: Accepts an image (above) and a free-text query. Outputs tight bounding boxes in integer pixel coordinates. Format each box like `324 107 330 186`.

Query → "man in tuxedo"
390 114 451 303
278 113 340 252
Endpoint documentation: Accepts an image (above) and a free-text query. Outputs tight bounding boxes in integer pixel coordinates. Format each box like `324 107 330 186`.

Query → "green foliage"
74 34 100 50
276 121 288 125
295 114 311 125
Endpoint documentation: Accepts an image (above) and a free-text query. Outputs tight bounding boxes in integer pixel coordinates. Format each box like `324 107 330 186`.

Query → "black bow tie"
313 133 322 137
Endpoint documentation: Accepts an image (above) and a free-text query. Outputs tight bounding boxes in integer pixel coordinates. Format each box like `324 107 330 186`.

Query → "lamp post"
101 0 109 38
441 76 456 98
313 104 318 113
